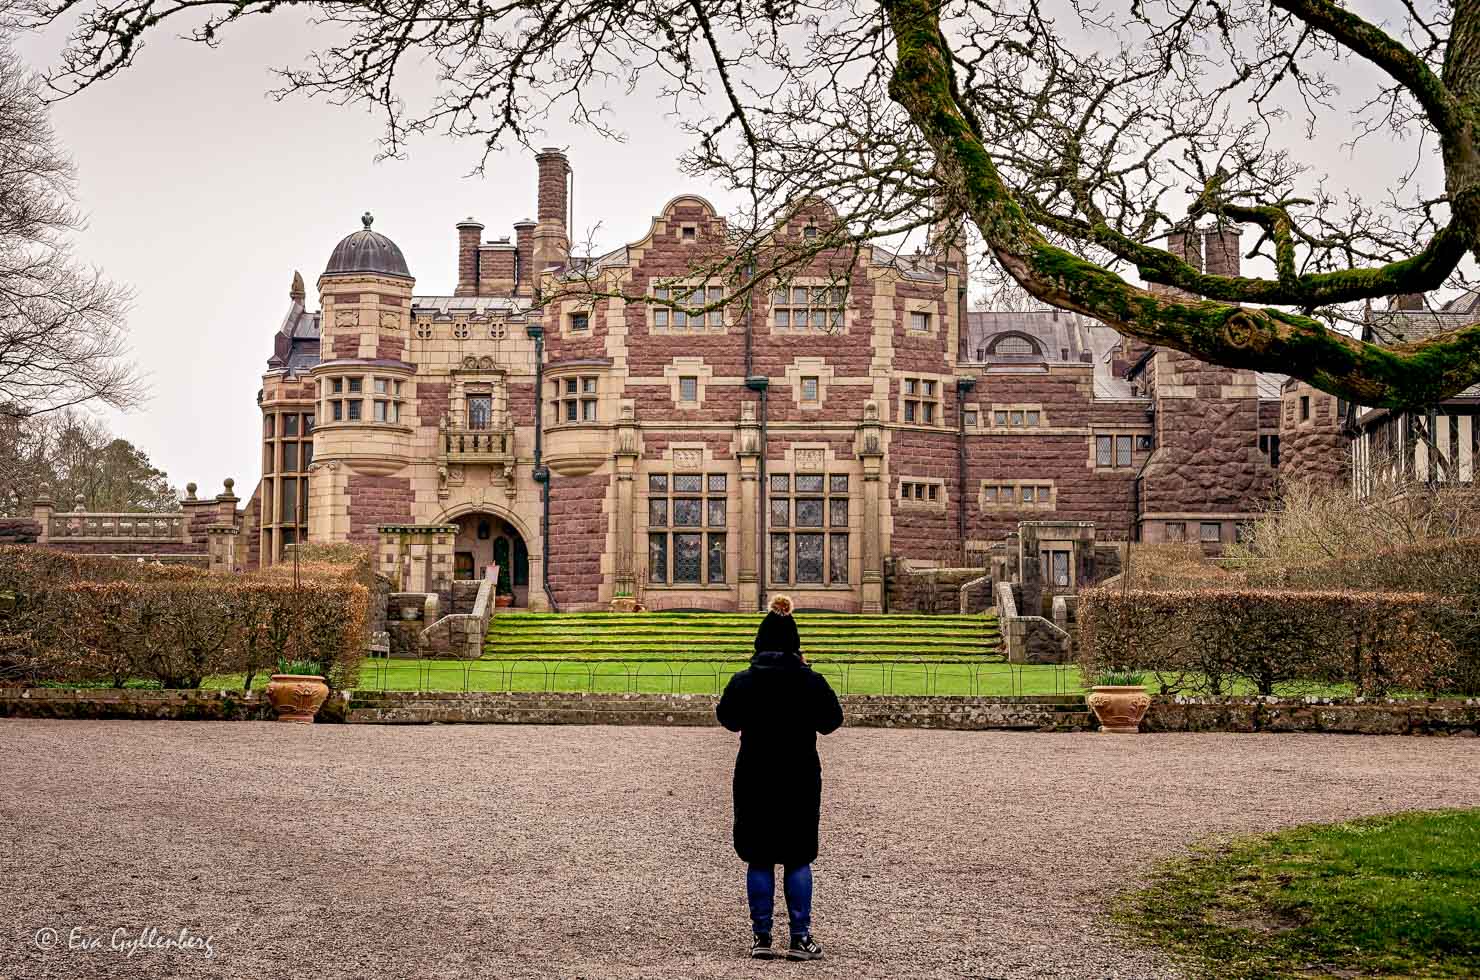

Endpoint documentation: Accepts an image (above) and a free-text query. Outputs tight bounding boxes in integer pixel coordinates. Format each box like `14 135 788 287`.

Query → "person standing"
716 594 844 961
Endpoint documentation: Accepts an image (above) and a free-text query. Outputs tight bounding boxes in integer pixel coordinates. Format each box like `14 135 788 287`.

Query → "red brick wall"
346 475 413 546
547 473 610 607
332 334 358 358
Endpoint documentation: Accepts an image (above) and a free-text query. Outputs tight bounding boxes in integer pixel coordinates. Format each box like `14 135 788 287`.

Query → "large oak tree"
18 0 1480 407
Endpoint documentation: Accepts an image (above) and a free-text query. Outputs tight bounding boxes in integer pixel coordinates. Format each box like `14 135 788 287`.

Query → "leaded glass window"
769 471 851 585
647 471 729 585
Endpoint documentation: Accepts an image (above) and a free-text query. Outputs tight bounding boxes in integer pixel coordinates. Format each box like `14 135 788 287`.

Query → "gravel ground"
1 722 1477 980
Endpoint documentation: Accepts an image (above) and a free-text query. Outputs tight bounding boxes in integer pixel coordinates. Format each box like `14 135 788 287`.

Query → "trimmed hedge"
1 546 368 690
1078 588 1461 697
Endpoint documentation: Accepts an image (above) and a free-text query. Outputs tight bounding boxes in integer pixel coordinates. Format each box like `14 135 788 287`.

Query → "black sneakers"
786 934 824 961
750 933 776 960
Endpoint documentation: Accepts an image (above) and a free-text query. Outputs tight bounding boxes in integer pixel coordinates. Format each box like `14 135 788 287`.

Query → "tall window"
769 474 849 585
1259 433 1281 467
901 378 938 424
651 285 725 330
261 410 313 564
553 376 598 423
648 473 727 585
772 285 843 330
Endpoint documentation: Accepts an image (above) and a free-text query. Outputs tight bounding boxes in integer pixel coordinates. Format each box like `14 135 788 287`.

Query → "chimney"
455 218 484 297
1203 222 1241 278
1166 222 1202 271
1389 293 1425 311
513 220 536 297
477 238 517 296
532 148 571 279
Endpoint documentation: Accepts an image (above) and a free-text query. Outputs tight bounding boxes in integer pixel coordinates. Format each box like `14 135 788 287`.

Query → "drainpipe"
745 375 770 611
1132 407 1155 542
526 323 558 611
955 375 977 566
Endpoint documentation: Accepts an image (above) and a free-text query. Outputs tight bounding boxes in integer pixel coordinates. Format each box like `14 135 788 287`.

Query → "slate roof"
324 213 412 279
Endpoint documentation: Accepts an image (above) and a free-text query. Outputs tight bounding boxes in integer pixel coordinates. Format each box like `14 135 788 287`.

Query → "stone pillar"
1017 523 1043 618
857 400 885 613
31 486 53 544
207 525 240 574
736 402 762 612
613 405 640 601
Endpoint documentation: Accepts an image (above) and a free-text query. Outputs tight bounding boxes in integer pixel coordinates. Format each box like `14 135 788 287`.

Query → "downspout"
1132 409 1155 543
746 375 770 612
526 323 558 611
955 375 976 566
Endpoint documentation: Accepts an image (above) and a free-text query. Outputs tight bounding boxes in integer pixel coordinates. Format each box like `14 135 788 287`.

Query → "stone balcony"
439 417 515 467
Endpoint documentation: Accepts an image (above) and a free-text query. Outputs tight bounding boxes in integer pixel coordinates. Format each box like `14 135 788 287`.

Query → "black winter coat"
716 651 844 867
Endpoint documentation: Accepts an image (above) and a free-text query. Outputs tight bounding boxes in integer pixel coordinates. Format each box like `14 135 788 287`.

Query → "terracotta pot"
265 674 329 724
1086 685 1151 734
495 594 514 608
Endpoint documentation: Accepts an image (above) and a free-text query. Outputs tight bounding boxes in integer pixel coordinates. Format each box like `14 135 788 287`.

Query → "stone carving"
479 356 495 370
795 449 826 471
863 400 879 421
489 321 507 340
380 310 400 331
672 448 704 469
335 309 358 328
452 322 471 340
462 356 479 370
415 323 433 340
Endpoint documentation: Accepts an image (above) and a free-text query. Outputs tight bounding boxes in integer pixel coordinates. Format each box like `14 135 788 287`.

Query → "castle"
248 148 1347 611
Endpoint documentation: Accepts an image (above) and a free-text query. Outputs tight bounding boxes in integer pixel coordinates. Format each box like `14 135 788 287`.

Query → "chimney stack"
532 148 571 281
1166 222 1203 272
455 218 484 296
478 238 517 296
1389 293 1425 311
513 220 536 297
1203 222 1241 278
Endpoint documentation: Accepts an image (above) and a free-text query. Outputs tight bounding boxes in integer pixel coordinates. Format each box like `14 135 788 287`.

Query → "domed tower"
308 213 418 546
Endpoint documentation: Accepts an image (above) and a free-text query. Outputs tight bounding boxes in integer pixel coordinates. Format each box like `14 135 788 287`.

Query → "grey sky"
12 5 1441 500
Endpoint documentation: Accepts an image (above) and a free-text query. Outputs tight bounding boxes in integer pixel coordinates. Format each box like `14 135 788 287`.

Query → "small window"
679 376 699 402
922 403 935 424
1200 522 1222 543
570 312 589 332
994 411 1008 426
903 401 917 422
348 377 362 394
1300 395 1310 420
803 225 818 239
904 379 918 396
565 401 578 422
964 410 978 427
331 401 343 422
374 401 388 422
374 378 388 395
1026 411 1040 426
347 400 362 421
927 485 938 502
984 486 997 503
1116 435 1133 467
1096 435 1113 466
681 226 697 241
582 377 597 394
582 399 598 421
566 378 579 395
331 378 343 394
1011 411 1024 426
1165 522 1185 542
801 376 819 402
909 311 931 332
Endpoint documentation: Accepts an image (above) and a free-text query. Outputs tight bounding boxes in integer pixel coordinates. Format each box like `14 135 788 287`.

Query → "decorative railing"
439 419 515 466
48 513 188 541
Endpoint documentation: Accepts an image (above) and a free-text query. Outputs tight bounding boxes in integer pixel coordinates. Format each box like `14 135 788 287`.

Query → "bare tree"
0 409 177 512
19 0 1480 406
0 35 136 420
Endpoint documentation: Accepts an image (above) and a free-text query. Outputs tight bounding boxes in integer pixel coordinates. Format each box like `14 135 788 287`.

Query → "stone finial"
73 493 86 512
362 211 374 230
863 400 879 421
290 270 306 303
222 478 235 495
185 482 198 500
35 484 51 504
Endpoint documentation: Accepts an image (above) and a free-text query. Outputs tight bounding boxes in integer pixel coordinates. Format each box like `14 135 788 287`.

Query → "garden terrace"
483 611 1003 661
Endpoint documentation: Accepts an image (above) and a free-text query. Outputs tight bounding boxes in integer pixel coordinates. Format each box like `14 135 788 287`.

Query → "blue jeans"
746 863 812 937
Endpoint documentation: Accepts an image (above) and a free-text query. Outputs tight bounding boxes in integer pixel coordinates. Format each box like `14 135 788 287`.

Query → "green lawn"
209 657 1083 697
1118 809 1480 979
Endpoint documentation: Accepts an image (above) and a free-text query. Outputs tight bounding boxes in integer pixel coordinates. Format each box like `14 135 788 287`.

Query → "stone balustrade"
439 423 515 465
47 512 189 541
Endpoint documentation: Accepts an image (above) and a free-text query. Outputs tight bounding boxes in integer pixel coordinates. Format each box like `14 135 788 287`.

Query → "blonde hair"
768 593 794 617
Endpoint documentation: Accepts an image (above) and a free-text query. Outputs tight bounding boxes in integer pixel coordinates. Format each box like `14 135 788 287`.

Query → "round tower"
309 213 418 546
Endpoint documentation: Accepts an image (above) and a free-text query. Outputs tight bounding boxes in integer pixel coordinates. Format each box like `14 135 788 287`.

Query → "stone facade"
248 151 1316 610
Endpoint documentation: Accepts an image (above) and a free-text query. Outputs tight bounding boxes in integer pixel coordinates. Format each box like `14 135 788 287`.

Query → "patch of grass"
1118 809 1480 979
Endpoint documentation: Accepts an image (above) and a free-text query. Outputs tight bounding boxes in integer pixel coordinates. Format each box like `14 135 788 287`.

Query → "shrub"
1078 587 1460 697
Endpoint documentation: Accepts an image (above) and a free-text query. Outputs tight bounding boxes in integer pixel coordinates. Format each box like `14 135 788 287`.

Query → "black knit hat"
754 594 800 654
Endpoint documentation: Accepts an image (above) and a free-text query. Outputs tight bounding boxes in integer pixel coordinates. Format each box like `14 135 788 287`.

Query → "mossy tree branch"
883 0 1480 410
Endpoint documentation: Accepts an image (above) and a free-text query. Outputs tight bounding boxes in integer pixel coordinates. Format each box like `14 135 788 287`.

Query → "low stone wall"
3 687 1476 735
1144 698 1480 736
887 565 989 614
343 691 1093 731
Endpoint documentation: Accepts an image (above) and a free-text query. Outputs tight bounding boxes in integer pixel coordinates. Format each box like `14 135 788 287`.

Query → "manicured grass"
210 658 1082 697
1118 809 1480 979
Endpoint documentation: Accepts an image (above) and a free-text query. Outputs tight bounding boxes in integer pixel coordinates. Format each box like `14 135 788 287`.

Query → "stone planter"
610 596 637 613
1086 685 1151 734
265 674 329 724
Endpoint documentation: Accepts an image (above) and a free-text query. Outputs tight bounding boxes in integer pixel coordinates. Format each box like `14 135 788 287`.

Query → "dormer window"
990 335 1038 356
803 225 818 240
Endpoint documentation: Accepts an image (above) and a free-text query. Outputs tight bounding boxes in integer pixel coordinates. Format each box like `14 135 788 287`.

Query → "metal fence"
360 657 1085 698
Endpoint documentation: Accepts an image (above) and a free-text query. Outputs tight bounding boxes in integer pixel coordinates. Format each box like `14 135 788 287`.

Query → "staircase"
485 611 1002 661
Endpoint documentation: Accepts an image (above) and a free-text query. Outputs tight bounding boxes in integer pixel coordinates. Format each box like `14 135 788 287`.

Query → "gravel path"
1 721 1477 980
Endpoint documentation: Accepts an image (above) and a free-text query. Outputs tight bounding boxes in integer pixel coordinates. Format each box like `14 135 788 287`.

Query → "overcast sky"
12 5 1441 500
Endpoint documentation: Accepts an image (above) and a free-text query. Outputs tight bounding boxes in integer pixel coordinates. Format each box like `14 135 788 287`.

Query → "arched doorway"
453 512 530 606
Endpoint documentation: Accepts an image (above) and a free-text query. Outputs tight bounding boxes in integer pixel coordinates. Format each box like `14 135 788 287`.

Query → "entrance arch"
452 512 530 607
